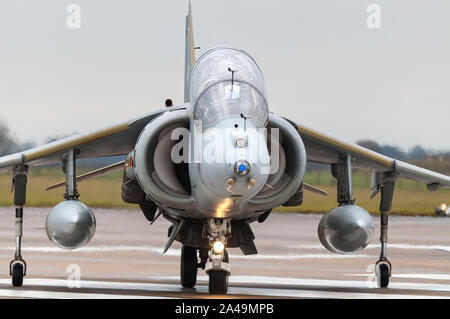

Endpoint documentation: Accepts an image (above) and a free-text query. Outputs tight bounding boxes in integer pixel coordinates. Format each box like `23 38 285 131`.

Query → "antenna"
228 67 238 88
240 113 247 131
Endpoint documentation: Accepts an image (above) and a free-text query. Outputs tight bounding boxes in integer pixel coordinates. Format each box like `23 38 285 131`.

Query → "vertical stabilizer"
184 1 195 102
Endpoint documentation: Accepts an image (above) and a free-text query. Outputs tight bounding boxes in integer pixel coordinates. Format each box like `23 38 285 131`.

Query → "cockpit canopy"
190 47 269 127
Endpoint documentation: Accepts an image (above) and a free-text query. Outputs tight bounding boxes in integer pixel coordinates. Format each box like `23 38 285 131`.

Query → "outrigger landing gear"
204 218 231 294
9 165 29 287
374 171 398 288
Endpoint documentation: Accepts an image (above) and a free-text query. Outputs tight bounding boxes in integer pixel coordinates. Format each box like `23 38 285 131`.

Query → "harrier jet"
1 4 449 294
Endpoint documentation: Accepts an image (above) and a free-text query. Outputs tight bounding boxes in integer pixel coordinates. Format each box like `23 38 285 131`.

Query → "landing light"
212 240 225 254
436 203 449 216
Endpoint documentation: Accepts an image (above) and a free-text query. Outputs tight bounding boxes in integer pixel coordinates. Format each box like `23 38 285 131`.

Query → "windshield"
190 47 268 127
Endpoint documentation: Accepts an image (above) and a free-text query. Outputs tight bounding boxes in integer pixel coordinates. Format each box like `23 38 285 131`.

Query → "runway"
0 207 449 299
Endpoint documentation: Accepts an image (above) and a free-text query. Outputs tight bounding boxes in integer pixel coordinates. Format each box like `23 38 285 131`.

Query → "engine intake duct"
133 109 195 211
249 113 306 210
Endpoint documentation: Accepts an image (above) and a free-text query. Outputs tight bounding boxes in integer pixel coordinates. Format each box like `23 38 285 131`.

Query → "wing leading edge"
0 104 188 172
288 120 450 189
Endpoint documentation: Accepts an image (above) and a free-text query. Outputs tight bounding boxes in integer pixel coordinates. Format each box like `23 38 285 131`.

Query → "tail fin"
184 1 195 102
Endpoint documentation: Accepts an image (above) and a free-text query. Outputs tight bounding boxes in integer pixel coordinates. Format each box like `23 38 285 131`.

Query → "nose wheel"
209 270 229 294
207 250 229 294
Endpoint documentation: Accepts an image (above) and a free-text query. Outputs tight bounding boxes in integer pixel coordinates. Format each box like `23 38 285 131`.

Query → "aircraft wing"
0 104 188 172
285 118 450 189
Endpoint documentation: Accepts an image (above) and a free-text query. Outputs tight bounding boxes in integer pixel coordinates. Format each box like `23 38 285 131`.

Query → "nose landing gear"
178 218 232 294
206 249 230 294
204 218 231 294
179 242 230 294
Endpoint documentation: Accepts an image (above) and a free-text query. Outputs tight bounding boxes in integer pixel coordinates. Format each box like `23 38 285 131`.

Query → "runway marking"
0 246 162 253
0 246 376 260
230 275 450 293
367 244 450 253
232 253 375 260
1 242 449 261
289 243 450 252
0 288 160 299
0 276 448 299
0 278 182 292
149 275 450 294
349 273 450 281
228 287 445 299
0 278 180 299
1 242 448 261
392 274 450 281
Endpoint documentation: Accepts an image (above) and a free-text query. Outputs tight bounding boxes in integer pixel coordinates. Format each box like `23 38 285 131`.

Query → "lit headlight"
436 203 449 216
212 240 225 254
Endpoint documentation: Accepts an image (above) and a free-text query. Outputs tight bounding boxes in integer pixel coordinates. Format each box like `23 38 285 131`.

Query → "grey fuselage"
133 46 306 221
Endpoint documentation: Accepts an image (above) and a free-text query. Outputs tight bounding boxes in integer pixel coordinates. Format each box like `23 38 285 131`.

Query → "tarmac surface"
0 207 449 299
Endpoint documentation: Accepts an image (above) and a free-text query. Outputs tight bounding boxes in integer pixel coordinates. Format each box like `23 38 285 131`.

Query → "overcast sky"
0 0 449 151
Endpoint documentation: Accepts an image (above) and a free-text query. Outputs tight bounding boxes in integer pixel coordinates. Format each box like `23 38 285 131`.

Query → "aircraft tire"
180 245 198 288
208 270 228 294
12 263 24 287
376 263 390 288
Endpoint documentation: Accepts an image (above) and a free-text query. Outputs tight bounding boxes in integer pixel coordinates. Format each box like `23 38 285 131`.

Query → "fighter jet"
0 4 449 294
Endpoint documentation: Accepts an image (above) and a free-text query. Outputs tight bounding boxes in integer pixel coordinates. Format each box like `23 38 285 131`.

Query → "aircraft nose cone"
234 160 250 176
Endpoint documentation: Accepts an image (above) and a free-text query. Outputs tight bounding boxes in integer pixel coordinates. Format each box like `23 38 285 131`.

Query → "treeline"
307 140 449 174
356 139 449 161
0 121 36 156
0 121 123 168
356 139 449 174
